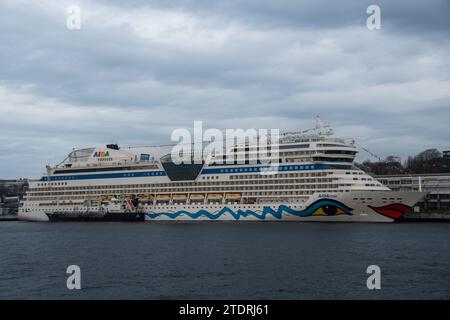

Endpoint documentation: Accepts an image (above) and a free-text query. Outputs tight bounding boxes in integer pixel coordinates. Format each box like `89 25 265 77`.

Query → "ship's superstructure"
19 122 426 222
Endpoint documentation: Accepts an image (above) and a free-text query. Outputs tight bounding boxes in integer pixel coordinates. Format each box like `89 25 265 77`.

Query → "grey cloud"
0 0 449 178
97 0 450 33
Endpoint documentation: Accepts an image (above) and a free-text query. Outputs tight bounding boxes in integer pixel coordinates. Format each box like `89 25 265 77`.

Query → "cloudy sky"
1 0 449 178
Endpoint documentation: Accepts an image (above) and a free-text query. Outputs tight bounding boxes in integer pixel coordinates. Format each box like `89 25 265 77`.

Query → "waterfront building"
376 173 450 212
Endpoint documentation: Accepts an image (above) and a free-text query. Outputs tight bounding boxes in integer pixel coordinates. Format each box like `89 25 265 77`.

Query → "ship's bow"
308 191 427 222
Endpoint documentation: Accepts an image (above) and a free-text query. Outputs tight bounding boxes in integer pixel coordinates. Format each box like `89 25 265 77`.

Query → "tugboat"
46 196 145 222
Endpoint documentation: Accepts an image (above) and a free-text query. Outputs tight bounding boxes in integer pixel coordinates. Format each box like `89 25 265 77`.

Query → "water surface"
0 222 448 299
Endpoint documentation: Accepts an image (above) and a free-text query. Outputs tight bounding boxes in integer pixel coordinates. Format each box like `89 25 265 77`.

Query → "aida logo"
93 151 110 157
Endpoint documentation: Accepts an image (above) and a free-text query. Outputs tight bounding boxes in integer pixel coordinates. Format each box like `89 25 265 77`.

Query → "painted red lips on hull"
368 203 411 220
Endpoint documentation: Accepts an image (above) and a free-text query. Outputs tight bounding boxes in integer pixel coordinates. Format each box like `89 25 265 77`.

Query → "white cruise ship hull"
19 210 50 222
19 191 425 223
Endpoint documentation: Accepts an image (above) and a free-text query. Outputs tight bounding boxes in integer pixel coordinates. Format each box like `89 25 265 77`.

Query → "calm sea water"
0 221 449 299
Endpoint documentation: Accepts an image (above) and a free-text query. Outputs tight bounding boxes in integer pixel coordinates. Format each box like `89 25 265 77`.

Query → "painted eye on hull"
313 205 346 216
305 199 354 217
323 205 338 215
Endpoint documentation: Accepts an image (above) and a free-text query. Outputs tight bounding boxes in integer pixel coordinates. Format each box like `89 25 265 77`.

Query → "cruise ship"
19 122 426 222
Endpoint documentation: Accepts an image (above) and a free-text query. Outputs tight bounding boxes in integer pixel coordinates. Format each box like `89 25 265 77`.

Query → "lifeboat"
138 193 153 199
138 194 153 203
190 194 205 200
155 194 171 201
225 193 241 198
173 194 188 200
207 193 223 199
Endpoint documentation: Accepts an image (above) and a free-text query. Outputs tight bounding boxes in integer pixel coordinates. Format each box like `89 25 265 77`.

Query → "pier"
376 173 450 222
398 212 450 222
0 215 18 221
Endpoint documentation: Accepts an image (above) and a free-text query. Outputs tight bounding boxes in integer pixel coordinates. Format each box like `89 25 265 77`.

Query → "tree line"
356 149 450 175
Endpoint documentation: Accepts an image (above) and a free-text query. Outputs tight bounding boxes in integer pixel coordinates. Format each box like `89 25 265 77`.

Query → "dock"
0 215 18 221
398 212 450 222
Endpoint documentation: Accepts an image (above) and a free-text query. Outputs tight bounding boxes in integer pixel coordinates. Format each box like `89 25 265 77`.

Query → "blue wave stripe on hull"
145 200 353 220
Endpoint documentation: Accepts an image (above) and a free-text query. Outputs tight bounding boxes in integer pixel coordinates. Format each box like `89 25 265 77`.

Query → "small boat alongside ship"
46 197 145 222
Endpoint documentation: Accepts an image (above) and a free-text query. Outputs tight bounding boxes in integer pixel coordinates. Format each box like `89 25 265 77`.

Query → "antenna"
281 116 333 137
314 115 333 136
